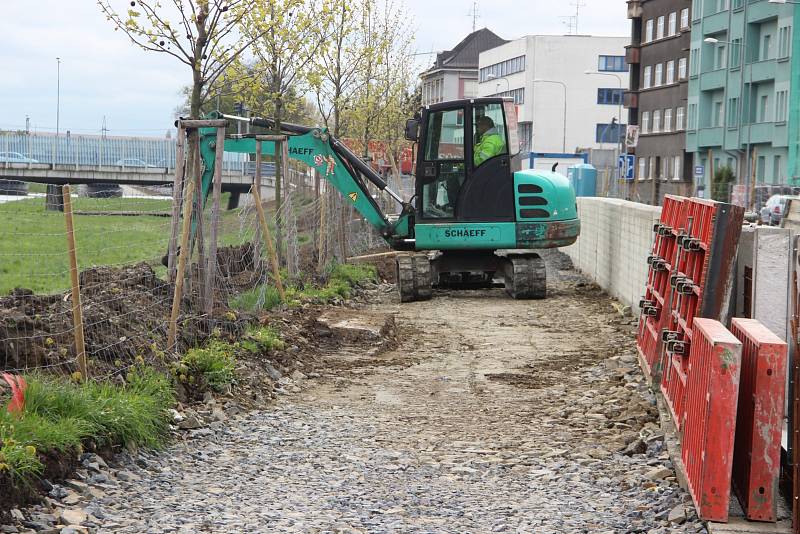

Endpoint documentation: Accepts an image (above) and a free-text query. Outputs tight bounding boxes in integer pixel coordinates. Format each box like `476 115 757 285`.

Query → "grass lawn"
0 195 254 295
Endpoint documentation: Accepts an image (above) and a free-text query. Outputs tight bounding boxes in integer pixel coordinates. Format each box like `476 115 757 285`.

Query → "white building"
420 28 507 106
477 35 630 160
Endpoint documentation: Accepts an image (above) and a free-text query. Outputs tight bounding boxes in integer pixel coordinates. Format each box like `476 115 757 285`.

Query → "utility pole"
56 57 61 138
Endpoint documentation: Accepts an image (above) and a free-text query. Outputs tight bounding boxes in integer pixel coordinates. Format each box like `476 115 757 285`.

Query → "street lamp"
767 0 799 4
533 79 568 153
585 70 625 184
486 73 510 94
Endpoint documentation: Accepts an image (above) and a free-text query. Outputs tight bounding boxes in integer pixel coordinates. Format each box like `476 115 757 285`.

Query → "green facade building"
686 0 798 200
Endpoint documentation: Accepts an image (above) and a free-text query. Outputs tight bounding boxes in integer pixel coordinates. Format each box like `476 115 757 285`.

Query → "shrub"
229 284 284 312
175 339 236 393
240 325 285 353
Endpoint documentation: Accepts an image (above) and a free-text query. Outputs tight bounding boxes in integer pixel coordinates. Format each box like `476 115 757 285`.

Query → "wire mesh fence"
0 155 391 378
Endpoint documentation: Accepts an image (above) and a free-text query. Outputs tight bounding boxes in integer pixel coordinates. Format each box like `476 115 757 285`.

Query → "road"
11 254 705 533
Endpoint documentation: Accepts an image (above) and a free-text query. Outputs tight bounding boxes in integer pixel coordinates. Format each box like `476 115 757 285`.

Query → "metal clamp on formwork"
665 339 687 355
675 279 695 295
652 222 663 234
681 237 702 252
639 298 654 310
662 330 680 343
642 306 659 318
669 274 685 289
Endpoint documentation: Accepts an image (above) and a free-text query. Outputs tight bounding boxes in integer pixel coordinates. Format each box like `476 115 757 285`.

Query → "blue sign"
618 154 635 180
694 165 705 177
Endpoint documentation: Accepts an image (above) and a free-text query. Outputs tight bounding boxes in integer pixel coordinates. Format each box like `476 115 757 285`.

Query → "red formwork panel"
659 199 744 431
729 318 788 522
662 353 689 429
637 195 688 378
681 318 743 523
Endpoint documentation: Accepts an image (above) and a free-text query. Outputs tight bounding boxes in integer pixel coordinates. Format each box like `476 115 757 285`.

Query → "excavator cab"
407 98 521 222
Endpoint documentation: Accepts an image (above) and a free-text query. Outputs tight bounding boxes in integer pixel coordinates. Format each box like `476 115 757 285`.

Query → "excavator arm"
195 114 414 250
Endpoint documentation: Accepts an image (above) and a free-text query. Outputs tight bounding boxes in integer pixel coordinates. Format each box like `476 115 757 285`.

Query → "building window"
689 103 697 129
727 97 739 127
463 79 477 99
597 88 623 105
681 8 689 29
639 158 647 181
779 26 792 58
598 55 627 72
760 94 769 122
422 77 445 105
657 16 665 40
673 156 682 180
730 38 742 68
690 48 700 76
518 122 532 153
714 101 725 127
762 34 772 61
732 0 743 8
490 87 525 105
676 107 685 130
596 122 625 143
717 0 729 12
654 63 663 86
645 19 654 42
775 155 784 181
776 90 788 122
653 109 662 133
679 57 687 79
650 157 657 180
664 108 673 132
641 111 650 133
758 156 766 180
479 55 526 82
669 12 677 36
666 60 675 84
714 44 727 70
643 65 652 89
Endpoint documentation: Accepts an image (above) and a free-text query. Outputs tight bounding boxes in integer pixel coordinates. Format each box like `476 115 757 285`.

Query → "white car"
0 151 38 163
115 158 155 167
761 195 791 226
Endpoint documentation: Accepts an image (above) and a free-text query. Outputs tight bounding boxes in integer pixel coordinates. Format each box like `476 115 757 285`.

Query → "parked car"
760 194 792 226
115 158 155 167
0 151 38 163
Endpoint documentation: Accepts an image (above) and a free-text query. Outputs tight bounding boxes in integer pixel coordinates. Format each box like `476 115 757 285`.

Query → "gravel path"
6 258 707 533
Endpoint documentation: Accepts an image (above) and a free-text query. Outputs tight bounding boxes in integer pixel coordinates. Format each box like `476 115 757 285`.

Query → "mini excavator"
195 97 580 302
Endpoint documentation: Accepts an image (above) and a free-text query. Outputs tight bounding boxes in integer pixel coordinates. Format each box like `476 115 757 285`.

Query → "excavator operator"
473 116 506 167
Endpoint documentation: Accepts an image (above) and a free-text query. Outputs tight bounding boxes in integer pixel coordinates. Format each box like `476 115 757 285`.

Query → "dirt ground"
11 252 703 533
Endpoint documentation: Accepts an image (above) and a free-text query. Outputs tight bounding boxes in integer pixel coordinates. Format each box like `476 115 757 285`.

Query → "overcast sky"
0 0 629 138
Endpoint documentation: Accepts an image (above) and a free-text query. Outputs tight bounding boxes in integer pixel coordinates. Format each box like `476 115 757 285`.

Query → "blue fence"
0 131 249 171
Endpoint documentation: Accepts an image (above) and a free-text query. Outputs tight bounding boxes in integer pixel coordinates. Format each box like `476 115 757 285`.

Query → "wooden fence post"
205 126 226 316
253 185 286 301
167 126 186 282
167 176 196 351
62 185 88 380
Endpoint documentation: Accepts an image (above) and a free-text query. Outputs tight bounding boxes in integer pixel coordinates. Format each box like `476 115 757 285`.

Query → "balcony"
624 91 639 109
747 60 776 83
703 12 730 35
697 127 724 147
742 122 775 144
700 69 727 91
626 45 641 65
627 0 642 19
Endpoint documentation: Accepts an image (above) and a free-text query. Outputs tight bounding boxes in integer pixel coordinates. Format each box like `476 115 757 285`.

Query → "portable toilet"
567 164 598 197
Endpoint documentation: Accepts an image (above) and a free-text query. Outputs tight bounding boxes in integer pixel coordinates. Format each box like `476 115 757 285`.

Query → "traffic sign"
618 154 635 180
695 165 705 177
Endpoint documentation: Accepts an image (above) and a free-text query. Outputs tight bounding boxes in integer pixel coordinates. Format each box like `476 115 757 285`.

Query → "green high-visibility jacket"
474 128 506 166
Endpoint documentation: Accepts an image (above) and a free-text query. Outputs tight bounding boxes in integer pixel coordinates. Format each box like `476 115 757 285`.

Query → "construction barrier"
656 198 744 429
637 195 686 377
681 318 743 523
730 318 787 522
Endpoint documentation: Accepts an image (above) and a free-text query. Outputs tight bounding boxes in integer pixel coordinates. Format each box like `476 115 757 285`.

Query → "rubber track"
506 255 546 300
397 254 432 302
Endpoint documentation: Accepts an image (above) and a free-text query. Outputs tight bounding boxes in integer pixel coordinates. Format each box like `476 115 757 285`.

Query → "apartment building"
419 28 507 106
477 35 630 156
686 0 796 197
625 0 693 204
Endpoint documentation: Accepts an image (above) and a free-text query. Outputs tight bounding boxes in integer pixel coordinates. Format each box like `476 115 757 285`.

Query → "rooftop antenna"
560 15 577 35
571 0 586 34
468 1 480 32
101 116 108 139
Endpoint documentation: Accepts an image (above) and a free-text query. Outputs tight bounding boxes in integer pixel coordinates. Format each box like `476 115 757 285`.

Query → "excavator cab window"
421 108 466 218
472 102 508 168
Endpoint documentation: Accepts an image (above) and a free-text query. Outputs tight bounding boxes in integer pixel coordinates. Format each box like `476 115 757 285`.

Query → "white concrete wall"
477 35 630 154
563 197 662 312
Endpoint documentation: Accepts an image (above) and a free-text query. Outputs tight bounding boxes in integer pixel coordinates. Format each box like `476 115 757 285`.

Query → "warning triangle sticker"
348 192 358 202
